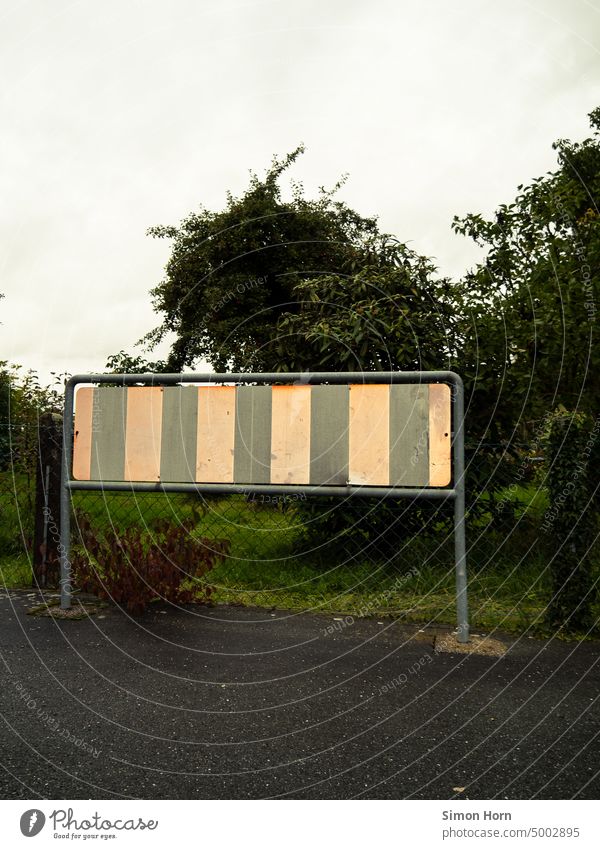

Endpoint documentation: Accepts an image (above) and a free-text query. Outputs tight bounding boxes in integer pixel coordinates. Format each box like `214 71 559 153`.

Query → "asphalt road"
0 591 598 800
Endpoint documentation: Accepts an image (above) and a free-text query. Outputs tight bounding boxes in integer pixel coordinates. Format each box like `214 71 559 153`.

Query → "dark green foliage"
298 497 452 562
0 364 62 559
540 410 599 632
453 107 600 429
450 108 600 524
275 244 456 373
0 473 34 557
0 370 10 470
105 351 168 374
72 511 230 614
143 146 381 372
0 363 62 474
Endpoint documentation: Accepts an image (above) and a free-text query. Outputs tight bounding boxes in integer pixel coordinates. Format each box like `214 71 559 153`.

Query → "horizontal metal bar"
67 479 457 500
66 370 463 390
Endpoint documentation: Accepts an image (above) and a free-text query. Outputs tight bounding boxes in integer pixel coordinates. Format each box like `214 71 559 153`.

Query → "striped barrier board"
60 371 467 642
72 384 451 488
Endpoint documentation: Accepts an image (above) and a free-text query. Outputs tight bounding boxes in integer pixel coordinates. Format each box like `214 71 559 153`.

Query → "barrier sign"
60 372 468 641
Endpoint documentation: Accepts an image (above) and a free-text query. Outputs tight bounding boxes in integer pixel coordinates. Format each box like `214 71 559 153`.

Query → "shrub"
72 512 230 614
541 409 600 632
296 497 453 562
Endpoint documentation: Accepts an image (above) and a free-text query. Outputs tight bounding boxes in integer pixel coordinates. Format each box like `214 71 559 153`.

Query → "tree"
276 241 456 372
128 146 455 378
0 364 62 562
452 107 600 440
0 364 62 473
142 146 382 372
105 351 168 374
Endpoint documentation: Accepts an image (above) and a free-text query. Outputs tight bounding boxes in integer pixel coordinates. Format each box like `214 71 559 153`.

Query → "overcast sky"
1 0 598 383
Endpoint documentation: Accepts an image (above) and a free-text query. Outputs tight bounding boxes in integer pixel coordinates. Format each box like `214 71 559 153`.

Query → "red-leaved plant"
72 512 230 614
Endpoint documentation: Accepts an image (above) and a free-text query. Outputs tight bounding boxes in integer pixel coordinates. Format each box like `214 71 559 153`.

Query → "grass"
0 554 32 589
0 487 597 637
205 525 560 633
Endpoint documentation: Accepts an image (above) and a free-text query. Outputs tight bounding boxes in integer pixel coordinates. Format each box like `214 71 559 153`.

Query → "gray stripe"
160 387 198 482
389 384 429 486
90 387 127 481
233 386 272 484
310 385 349 485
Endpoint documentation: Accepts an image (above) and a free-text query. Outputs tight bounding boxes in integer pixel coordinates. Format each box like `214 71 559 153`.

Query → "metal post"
32 413 62 587
40 464 50 588
452 375 469 643
59 379 75 609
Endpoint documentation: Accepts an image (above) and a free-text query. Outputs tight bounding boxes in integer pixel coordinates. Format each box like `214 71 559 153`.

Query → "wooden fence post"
33 412 63 588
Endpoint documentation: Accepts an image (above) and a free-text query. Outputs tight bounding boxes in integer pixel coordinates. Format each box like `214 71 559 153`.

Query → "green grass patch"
206 529 563 634
0 554 32 588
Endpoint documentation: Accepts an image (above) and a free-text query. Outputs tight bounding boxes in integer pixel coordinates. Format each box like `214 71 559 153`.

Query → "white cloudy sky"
1 0 598 383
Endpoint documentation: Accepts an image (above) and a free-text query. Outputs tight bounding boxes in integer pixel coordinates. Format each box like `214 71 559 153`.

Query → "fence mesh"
0 422 582 631
70 490 448 611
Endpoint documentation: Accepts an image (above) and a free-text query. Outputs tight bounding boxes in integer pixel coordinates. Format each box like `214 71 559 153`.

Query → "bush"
296 497 453 562
72 512 230 614
541 409 600 632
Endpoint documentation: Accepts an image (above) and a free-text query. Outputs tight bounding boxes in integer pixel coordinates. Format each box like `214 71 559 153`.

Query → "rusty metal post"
32 412 62 587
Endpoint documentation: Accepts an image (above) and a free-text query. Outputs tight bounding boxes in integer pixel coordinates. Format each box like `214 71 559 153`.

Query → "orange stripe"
124 387 163 481
348 385 390 486
72 387 94 480
270 386 311 485
429 383 451 486
196 387 236 483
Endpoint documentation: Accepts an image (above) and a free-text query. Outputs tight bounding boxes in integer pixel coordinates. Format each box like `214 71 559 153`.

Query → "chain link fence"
68 480 554 630
70 489 449 610
0 421 587 631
